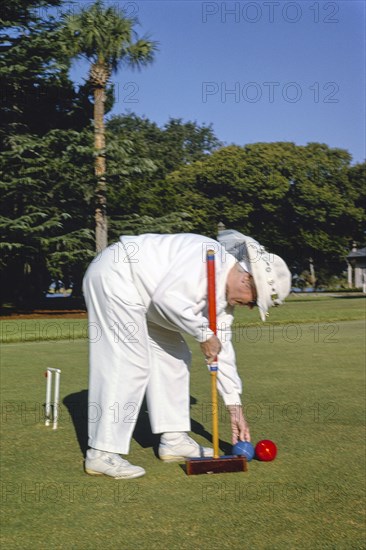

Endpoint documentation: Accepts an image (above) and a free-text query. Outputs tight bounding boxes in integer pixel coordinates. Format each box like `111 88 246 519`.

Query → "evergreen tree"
0 129 95 303
0 0 89 140
0 1 93 303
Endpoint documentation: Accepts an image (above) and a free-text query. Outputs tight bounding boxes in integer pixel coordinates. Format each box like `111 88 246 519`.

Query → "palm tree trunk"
94 85 108 252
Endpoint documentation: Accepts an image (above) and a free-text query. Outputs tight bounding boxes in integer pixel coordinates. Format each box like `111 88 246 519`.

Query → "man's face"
226 264 257 308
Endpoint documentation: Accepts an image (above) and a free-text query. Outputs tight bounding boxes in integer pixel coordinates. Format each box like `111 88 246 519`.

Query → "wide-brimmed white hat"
217 229 292 321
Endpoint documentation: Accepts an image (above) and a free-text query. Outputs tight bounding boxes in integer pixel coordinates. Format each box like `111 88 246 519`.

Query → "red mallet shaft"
207 249 219 459
185 251 247 475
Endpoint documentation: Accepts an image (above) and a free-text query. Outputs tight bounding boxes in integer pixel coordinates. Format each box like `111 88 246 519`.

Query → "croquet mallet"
185 249 248 475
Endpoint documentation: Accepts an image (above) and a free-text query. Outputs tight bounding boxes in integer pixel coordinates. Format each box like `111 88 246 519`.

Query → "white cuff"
220 391 242 406
195 327 214 343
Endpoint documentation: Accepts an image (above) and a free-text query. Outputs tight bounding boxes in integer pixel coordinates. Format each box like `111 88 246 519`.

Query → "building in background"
347 244 366 291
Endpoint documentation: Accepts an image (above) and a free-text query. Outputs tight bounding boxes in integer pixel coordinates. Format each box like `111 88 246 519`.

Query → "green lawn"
1 296 365 549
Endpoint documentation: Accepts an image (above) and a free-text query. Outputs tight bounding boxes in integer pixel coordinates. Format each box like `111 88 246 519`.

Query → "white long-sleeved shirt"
119 233 242 405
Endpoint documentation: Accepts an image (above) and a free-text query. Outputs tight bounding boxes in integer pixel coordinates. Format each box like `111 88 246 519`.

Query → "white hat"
217 229 292 321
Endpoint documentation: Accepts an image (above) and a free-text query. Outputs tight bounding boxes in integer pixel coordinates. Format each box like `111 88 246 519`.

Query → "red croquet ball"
255 439 277 461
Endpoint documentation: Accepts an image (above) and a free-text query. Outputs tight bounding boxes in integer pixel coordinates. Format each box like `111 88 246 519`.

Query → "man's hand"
227 404 251 444
200 335 222 364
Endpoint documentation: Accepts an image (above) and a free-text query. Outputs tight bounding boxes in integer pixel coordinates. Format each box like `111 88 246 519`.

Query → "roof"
347 247 366 259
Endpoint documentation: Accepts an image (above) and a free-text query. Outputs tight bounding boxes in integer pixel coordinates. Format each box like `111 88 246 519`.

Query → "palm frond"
60 1 156 72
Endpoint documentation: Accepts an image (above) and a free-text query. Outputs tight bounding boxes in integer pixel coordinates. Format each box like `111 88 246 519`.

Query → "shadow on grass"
63 392 224 458
63 390 88 456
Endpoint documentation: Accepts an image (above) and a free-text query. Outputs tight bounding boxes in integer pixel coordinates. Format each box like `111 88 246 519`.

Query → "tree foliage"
0 0 90 139
0 1 364 304
60 0 156 73
60 0 158 251
106 114 221 220
0 129 95 302
168 142 365 279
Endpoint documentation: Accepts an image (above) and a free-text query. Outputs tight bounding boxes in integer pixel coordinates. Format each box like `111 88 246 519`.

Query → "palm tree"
62 1 157 252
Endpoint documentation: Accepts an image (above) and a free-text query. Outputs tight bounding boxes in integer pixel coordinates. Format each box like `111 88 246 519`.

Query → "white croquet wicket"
44 368 61 429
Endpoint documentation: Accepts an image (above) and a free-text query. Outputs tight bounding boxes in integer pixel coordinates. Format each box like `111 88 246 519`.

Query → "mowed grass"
0 296 365 549
0 293 365 344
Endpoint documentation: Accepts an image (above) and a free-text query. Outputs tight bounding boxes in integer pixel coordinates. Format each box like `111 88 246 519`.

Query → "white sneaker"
85 450 145 479
159 433 214 462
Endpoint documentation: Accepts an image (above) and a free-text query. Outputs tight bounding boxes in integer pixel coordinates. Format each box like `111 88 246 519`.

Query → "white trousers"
82 245 192 454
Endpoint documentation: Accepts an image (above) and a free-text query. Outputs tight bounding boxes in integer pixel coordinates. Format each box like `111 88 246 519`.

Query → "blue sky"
69 0 365 164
